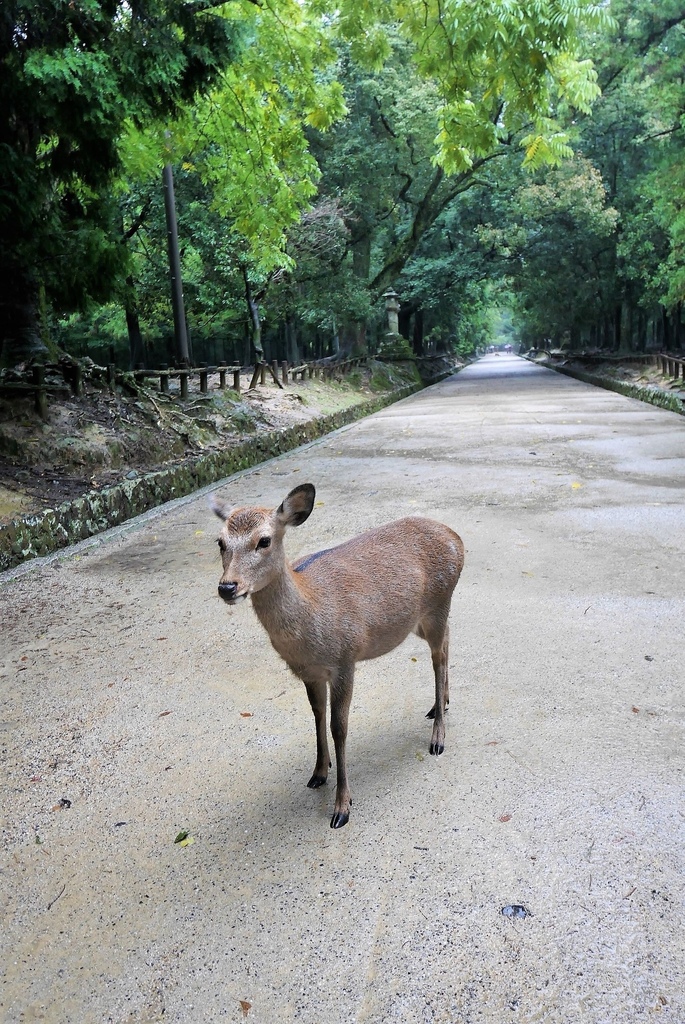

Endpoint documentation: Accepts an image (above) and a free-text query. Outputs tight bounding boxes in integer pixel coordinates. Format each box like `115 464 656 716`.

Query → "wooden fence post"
179 371 189 399
281 360 289 385
71 362 83 396
233 370 241 394
32 365 48 420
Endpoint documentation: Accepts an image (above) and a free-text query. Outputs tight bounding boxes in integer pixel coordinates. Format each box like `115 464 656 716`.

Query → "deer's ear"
277 483 316 527
209 493 233 521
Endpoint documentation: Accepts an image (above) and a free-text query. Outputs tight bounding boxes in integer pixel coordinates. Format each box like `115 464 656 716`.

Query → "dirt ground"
0 362 417 525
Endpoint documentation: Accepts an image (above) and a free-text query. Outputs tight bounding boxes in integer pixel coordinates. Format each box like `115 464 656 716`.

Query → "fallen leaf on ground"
194 530 204 536
498 814 512 823
410 657 418 662
239 1000 252 1017
174 830 189 844
158 710 172 717
156 637 168 641
571 482 583 489
177 836 194 848
632 706 640 713
240 712 254 718
522 571 534 577
485 740 499 746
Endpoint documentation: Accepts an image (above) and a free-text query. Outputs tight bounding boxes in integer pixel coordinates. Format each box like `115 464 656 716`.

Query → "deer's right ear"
277 483 316 527
209 494 233 521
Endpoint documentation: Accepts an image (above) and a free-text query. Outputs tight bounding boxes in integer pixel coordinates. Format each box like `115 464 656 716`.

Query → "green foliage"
0 0 243 363
334 0 610 171
13 0 682 372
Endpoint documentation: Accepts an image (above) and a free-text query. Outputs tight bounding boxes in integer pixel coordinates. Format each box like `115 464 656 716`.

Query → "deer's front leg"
304 679 330 789
329 665 354 829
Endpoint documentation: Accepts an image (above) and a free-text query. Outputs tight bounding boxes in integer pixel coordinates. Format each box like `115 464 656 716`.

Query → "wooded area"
1 0 683 371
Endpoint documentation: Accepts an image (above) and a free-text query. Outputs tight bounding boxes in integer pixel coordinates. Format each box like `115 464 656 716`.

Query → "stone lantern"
383 289 400 336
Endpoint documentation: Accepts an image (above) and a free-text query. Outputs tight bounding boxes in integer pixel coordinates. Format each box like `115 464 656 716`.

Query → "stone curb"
533 360 685 416
0 380 429 572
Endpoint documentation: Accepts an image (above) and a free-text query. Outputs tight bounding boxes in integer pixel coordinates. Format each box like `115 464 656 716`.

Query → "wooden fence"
130 355 366 397
656 353 685 380
0 356 367 420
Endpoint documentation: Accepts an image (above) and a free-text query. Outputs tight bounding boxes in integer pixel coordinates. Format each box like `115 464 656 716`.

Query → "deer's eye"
256 536 271 550
217 538 226 552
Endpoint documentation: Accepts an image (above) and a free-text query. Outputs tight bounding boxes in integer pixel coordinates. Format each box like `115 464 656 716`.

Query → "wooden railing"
656 353 685 380
0 356 368 420
130 356 367 396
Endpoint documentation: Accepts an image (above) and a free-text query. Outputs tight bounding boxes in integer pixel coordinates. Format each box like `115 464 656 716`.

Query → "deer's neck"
251 563 312 640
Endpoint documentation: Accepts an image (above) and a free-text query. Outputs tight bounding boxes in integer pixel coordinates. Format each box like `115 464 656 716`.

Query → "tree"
0 0 242 365
327 0 611 296
12 0 612 366
575 0 685 349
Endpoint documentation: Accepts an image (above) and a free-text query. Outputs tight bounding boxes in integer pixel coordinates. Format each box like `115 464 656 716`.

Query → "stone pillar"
384 289 400 335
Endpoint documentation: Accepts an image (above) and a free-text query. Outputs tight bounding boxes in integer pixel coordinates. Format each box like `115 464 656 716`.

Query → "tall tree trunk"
0 268 49 367
398 306 412 339
348 234 371 356
243 268 264 363
124 276 145 368
661 306 670 351
614 303 622 352
286 317 300 364
626 300 634 353
162 163 191 366
412 308 424 356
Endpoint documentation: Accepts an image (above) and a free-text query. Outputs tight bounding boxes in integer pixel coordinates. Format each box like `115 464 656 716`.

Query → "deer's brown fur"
211 483 464 829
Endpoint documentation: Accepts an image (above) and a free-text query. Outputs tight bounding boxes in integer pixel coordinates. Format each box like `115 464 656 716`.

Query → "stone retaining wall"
1 380 430 572
536 361 685 416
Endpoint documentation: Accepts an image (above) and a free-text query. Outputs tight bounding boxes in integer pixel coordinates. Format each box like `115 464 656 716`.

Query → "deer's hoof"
330 810 349 829
429 741 445 756
307 773 327 789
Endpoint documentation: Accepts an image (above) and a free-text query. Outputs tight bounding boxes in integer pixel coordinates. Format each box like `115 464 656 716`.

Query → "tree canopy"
1 0 682 366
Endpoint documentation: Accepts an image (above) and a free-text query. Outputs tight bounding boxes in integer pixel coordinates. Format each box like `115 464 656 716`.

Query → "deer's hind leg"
416 618 450 755
329 663 355 829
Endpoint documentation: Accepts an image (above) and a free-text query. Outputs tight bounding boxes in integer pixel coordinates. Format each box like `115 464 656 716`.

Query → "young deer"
211 483 464 829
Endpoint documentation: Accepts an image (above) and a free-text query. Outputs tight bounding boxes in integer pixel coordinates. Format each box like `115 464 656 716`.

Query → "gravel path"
1 354 684 1023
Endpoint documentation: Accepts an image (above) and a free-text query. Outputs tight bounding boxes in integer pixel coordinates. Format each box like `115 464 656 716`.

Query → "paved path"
2 354 684 1024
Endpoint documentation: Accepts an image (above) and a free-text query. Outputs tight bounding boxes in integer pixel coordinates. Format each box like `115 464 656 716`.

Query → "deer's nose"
218 582 238 601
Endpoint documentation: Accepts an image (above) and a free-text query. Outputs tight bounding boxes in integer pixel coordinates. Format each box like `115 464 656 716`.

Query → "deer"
210 483 464 829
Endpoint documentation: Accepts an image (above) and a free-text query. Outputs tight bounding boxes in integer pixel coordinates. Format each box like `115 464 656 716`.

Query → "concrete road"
1 354 684 1024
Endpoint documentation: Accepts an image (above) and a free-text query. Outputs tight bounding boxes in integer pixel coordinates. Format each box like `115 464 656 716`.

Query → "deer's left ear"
277 483 316 527
209 493 234 521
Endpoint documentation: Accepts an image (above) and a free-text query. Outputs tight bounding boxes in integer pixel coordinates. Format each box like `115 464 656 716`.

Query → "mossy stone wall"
539 362 685 416
1 381 427 572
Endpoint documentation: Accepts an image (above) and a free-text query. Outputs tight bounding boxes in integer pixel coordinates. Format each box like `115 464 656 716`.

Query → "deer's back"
288 517 463 662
